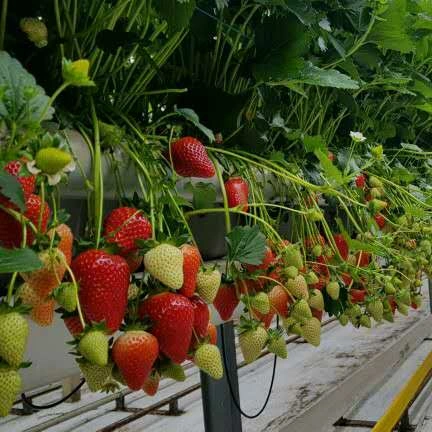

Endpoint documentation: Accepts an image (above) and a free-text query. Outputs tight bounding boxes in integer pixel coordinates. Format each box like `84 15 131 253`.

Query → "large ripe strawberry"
170 137 215 178
0 310 29 367
332 234 349 261
0 365 22 417
252 309 275 329
103 207 152 256
144 244 184 290
139 293 194 364
0 159 36 207
49 224 73 265
21 248 66 298
112 330 159 391
244 245 275 272
355 251 371 267
224 177 249 212
0 194 50 248
213 283 239 321
72 249 130 333
124 251 143 273
239 326 268 364
350 289 366 304
190 296 210 338
179 244 201 297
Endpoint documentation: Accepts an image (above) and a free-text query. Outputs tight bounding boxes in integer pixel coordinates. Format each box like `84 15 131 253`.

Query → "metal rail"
22 317 337 432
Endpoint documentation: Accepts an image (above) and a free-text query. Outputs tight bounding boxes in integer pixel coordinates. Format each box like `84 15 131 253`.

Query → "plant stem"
0 0 7 50
39 82 70 123
210 154 231 233
64 260 86 329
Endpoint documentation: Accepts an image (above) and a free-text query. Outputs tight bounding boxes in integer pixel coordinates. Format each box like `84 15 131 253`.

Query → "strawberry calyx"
0 301 30 316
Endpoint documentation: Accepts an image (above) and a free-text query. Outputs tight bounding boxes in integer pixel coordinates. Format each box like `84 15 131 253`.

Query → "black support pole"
200 321 242 432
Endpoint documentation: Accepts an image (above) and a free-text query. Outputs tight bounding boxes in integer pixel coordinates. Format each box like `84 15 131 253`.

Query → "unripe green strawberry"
413 294 422 308
398 289 411 306
367 300 383 322
285 266 298 279
306 208 324 221
369 176 383 188
0 312 29 368
161 362 186 382
385 282 396 295
239 326 268 364
267 331 287 359
78 360 112 392
420 240 432 256
338 314 349 326
128 283 140 301
305 271 319 285
383 310 394 322
368 199 387 214
196 267 221 304
194 344 223 380
347 304 362 319
54 282 77 312
414 279 422 288
397 302 409 316
0 365 22 417
370 187 383 198
308 289 324 311
360 315 371 328
311 245 323 257
249 292 270 314
144 244 183 289
35 148 73 174
326 281 340 300
301 317 321 346
283 317 303 335
79 330 108 366
286 275 309 300
291 299 312 323
283 245 303 269
20 17 48 48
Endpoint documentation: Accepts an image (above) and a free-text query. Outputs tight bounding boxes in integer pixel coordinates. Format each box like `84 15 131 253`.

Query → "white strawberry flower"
350 131 366 143
27 158 76 186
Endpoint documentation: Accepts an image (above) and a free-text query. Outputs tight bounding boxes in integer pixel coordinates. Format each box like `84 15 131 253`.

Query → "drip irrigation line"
21 379 85 410
220 318 278 419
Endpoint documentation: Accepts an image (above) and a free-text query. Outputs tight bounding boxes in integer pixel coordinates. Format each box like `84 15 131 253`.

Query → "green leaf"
314 149 344 186
401 142 423 152
184 181 216 209
303 135 326 153
0 247 42 273
154 0 196 34
226 225 267 265
0 52 53 129
174 107 215 142
347 238 385 255
0 171 25 211
369 0 415 53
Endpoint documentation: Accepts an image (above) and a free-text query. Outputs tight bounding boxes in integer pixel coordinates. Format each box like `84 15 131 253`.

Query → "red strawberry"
179 244 201 297
328 151 335 162
190 296 210 338
213 283 239 321
139 293 194 364
124 251 143 273
341 272 353 286
224 177 249 212
0 159 36 207
72 249 130 333
350 289 366 304
311 308 323 321
244 246 275 272
268 285 290 318
252 310 275 329
355 251 371 267
103 207 152 256
374 214 386 229
143 371 160 396
333 234 349 260
0 194 50 248
355 174 366 188
63 315 84 337
170 137 215 178
112 330 159 391
207 323 217 345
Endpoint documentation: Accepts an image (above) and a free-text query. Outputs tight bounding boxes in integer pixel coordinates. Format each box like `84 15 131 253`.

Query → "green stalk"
39 82 70 124
210 154 231 234
90 98 103 248
0 0 7 50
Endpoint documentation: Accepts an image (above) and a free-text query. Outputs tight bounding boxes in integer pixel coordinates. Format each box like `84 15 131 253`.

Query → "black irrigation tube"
22 317 337 432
